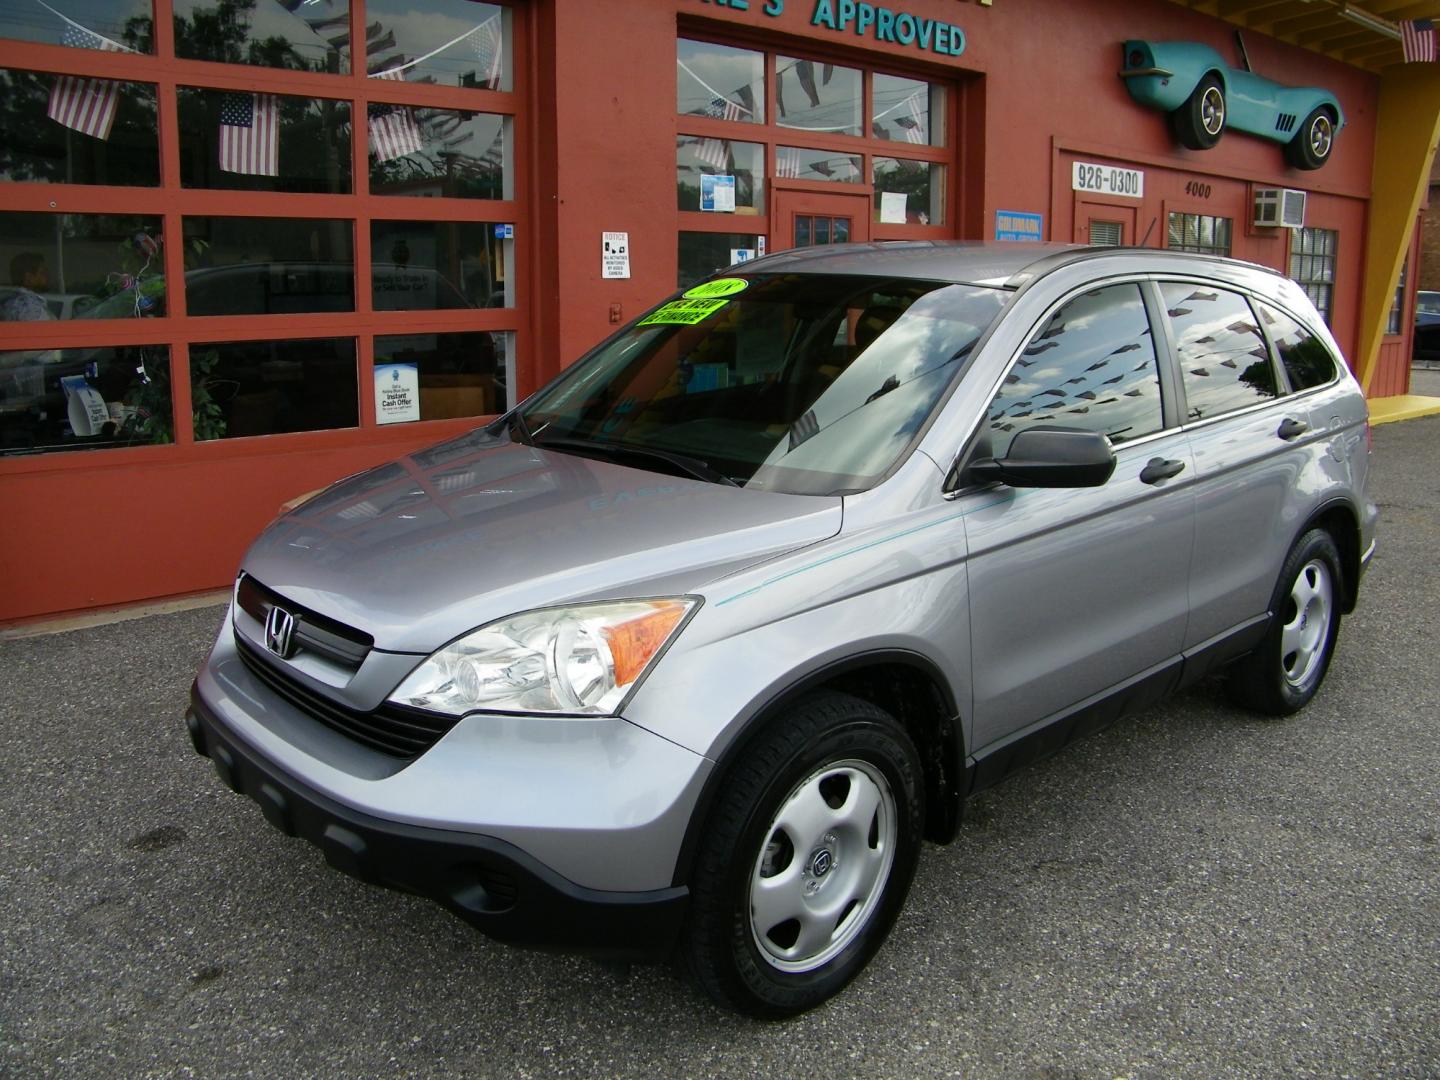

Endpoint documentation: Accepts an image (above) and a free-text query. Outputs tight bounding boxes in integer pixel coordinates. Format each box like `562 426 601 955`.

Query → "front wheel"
683 691 924 1018
1285 107 1337 170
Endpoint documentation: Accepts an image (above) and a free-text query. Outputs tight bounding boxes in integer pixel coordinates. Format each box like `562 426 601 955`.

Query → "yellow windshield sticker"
683 277 749 300
638 297 730 325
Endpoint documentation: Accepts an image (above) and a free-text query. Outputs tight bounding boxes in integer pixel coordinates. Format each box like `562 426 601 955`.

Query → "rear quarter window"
1256 301 1339 391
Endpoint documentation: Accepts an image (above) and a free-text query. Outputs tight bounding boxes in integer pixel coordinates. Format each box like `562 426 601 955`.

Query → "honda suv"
186 243 1376 1017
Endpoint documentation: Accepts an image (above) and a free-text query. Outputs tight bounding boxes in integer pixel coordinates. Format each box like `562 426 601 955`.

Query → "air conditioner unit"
1254 188 1307 229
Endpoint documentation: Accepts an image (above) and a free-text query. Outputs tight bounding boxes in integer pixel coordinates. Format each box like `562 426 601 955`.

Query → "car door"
958 280 1195 757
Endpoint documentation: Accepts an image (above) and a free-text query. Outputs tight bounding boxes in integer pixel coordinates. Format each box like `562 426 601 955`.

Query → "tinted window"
985 283 1163 454
1257 302 1338 392
1161 283 1277 421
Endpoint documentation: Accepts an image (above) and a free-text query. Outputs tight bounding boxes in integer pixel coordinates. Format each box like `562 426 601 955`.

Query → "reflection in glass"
375 330 507 422
0 68 159 187
1167 212 1231 256
173 0 350 73
192 337 357 439
369 111 507 200
0 0 152 52
1257 301 1337 391
365 0 508 89
678 232 760 289
987 283 1163 452
1 344 170 455
178 87 351 194
370 221 513 309
676 138 763 213
1162 283 1277 420
776 56 860 136
872 74 939 146
776 146 862 184
677 39 763 125
180 217 354 316
873 159 944 225
0 212 165 321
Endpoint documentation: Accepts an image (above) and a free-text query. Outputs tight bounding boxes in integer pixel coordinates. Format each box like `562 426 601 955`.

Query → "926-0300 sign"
1072 161 1144 198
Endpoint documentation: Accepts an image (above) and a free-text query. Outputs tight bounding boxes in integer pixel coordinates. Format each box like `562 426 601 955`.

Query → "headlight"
388 598 698 717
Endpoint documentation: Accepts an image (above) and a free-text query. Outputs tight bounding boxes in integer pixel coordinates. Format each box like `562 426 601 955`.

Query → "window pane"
776 146 862 184
985 283 1163 453
369 110 507 200
873 158 944 225
0 212 165 321
0 0 152 52
173 0 350 73
777 56 860 137
181 218 354 316
370 221 512 309
678 232 760 289
375 330 506 423
178 88 351 194
365 1 508 89
1 344 169 455
677 138 764 213
0 69 159 187
1257 302 1338 391
872 74 940 146
1162 283 1277 421
677 40 763 124
192 338 356 439
794 216 812 247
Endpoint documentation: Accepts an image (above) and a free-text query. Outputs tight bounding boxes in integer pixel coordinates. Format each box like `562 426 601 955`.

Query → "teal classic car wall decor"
1120 40 1343 170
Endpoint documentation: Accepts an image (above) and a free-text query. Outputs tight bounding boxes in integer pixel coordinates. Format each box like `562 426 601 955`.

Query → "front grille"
236 574 373 670
236 636 457 759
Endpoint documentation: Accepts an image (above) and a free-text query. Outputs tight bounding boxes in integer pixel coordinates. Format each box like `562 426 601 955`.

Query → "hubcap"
1201 86 1225 135
1309 115 1333 157
1280 558 1334 690
749 759 897 973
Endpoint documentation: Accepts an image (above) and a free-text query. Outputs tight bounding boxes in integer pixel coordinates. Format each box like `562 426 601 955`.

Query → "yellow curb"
0 589 230 641
1368 394 1440 426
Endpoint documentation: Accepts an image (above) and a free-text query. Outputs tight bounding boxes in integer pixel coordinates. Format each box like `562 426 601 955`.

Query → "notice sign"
1072 161 1144 198
700 174 736 212
375 362 420 425
602 232 630 279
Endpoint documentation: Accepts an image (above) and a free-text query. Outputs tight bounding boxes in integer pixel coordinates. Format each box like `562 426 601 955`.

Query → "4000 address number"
1072 162 1144 198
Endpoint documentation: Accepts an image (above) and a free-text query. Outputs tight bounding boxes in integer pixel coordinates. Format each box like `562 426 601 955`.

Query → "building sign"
995 210 1044 242
375 363 420 425
696 0 972 57
1072 161 1144 198
602 232 630 279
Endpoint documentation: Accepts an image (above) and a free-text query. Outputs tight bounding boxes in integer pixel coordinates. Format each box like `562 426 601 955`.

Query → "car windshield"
1417 292 1440 315
515 273 1009 495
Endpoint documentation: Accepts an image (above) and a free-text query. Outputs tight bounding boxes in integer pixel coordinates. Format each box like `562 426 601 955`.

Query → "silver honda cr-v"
187 243 1376 1017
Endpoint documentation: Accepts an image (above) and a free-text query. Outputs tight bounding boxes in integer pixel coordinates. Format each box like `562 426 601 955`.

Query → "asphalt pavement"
2 408 1438 1079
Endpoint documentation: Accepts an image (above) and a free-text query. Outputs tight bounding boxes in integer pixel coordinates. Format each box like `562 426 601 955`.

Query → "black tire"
683 691 924 1018
1226 529 1344 716
1171 74 1227 150
1285 107 1337 170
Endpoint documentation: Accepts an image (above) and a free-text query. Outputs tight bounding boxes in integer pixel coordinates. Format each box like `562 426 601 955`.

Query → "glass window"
369 111 508 200
370 221 512 310
0 69 159 187
1167 212 1231 257
678 233 761 289
178 88 351 194
775 147 862 184
192 338 357 440
872 74 941 146
984 283 1163 454
180 218 354 317
1289 227 1337 324
776 56 860 137
1387 258 1406 336
1161 283 1277 421
677 138 764 214
0 0 153 52
375 330 507 423
0 212 165 321
1 344 170 455
1257 302 1338 391
364 1 509 90
173 0 351 73
677 40 763 125
873 159 944 225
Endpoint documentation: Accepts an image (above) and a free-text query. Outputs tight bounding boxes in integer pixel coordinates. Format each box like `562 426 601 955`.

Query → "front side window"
984 283 1164 454
1162 283 1277 421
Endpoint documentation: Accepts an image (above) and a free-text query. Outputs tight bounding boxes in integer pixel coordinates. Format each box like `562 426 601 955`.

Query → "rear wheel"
1285 107 1337 170
1171 74 1226 150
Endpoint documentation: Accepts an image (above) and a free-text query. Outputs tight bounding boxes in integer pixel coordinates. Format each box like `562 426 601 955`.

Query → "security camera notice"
602 232 631 279
1072 161 1144 198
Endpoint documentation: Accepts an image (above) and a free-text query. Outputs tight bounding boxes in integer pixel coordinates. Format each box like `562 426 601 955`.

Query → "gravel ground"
2 415 1438 1079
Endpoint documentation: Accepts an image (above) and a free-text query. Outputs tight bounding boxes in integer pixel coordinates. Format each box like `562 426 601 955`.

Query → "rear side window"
984 282 1164 453
1161 283 1277 422
1256 301 1339 391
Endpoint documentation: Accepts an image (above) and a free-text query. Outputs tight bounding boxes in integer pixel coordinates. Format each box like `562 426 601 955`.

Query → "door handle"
1139 457 1185 484
1277 417 1310 441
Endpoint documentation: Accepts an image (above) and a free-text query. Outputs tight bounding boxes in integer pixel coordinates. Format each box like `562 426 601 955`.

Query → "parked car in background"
1414 289 1440 362
186 242 1376 1017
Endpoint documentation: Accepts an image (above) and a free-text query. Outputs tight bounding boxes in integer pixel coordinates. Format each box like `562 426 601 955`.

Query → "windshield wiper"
533 435 739 487
504 409 535 445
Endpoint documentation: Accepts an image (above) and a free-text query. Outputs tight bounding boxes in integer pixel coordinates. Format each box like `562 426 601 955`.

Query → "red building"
2 0 1438 623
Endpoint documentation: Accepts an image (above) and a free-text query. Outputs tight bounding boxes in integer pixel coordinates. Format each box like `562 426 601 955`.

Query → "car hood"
242 428 842 652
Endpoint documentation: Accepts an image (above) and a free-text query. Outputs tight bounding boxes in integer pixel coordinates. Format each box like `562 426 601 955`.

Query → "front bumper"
187 688 689 962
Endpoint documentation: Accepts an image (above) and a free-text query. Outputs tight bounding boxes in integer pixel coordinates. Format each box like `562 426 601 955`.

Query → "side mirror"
967 426 1116 488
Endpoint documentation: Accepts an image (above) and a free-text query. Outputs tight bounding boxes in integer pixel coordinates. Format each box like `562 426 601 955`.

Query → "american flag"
704 96 743 122
47 24 125 141
776 148 802 179
472 13 503 88
369 101 423 162
219 92 279 177
695 137 729 170
1402 19 1437 62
